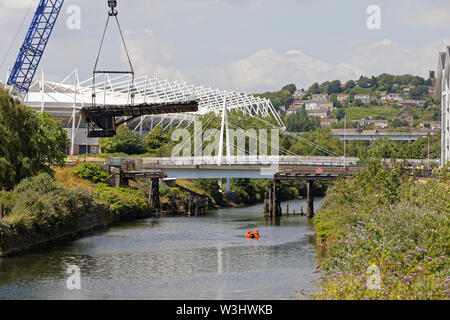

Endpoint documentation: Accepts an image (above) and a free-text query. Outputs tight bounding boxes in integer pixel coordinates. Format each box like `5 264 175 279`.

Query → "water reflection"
0 198 322 300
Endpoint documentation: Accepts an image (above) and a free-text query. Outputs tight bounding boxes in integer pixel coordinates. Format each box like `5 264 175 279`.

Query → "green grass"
333 106 399 121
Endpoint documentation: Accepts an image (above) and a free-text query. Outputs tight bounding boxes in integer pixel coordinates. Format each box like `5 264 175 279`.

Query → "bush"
14 172 60 194
312 166 450 300
0 191 18 216
6 174 95 232
73 162 109 184
95 184 148 219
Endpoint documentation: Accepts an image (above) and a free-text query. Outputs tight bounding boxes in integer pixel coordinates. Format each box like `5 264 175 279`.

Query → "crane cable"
92 5 135 106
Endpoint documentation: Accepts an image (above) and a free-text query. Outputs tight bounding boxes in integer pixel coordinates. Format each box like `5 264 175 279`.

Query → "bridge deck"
275 167 361 180
81 100 199 118
82 100 198 138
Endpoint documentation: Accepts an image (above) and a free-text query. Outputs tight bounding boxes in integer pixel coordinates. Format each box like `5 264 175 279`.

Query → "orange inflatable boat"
246 230 260 240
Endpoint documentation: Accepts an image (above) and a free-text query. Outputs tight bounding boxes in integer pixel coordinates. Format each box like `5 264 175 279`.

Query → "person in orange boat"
246 229 260 240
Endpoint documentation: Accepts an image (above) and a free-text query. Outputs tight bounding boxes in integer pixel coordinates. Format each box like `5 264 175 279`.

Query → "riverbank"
311 163 449 300
0 167 154 257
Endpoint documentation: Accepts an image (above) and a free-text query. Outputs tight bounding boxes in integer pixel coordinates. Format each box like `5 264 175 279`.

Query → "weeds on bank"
312 161 449 300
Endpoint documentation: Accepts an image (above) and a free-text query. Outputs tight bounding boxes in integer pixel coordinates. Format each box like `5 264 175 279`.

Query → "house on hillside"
387 93 403 101
294 89 306 99
311 94 330 102
286 105 302 115
308 107 332 119
399 100 426 107
318 102 333 110
420 121 441 130
352 119 388 128
320 119 338 127
337 94 350 102
354 94 371 103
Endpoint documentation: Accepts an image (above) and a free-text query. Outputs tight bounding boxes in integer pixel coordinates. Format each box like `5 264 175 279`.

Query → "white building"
436 48 450 165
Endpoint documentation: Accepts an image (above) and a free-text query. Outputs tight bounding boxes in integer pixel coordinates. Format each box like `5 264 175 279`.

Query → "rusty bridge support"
264 180 282 217
149 178 161 211
306 180 314 219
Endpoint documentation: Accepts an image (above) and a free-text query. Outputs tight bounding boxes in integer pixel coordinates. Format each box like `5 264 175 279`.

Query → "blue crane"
7 0 65 94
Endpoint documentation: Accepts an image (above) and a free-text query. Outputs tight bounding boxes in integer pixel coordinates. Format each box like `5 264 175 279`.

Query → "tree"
327 80 343 94
344 80 355 90
284 110 320 132
0 88 68 190
100 125 146 155
319 81 330 94
336 109 346 121
308 82 320 94
409 85 428 100
146 125 170 150
377 73 394 92
231 178 257 204
358 76 371 88
34 112 68 171
279 90 295 107
288 128 343 156
282 84 297 95
354 99 364 107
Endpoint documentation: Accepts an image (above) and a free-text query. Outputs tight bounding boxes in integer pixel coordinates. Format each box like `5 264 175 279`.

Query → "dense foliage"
73 162 109 184
308 74 432 97
95 184 149 219
100 125 146 155
193 179 224 205
312 162 449 300
0 89 68 190
0 173 95 234
71 163 150 219
253 89 295 108
284 110 320 132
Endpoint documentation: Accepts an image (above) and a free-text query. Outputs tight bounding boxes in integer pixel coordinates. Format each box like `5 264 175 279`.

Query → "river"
0 198 322 300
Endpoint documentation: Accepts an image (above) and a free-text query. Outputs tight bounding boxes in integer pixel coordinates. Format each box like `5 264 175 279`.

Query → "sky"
0 0 449 93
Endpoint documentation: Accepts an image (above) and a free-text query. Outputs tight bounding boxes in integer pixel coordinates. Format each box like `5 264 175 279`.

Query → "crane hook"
108 0 118 16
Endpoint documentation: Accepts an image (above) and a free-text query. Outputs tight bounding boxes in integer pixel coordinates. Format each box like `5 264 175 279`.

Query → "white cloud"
394 0 450 29
120 36 448 93
0 0 35 10
344 38 450 78
121 29 187 82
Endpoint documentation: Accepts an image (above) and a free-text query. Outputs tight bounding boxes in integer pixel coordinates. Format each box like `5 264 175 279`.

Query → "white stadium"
1 70 284 156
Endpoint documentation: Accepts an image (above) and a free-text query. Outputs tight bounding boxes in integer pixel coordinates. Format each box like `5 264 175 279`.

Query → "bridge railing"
140 156 360 167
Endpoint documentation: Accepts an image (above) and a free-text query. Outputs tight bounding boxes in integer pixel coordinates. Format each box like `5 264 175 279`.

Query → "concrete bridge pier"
306 180 314 219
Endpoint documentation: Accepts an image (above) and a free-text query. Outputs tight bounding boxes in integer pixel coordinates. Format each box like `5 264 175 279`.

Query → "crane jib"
7 0 65 94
